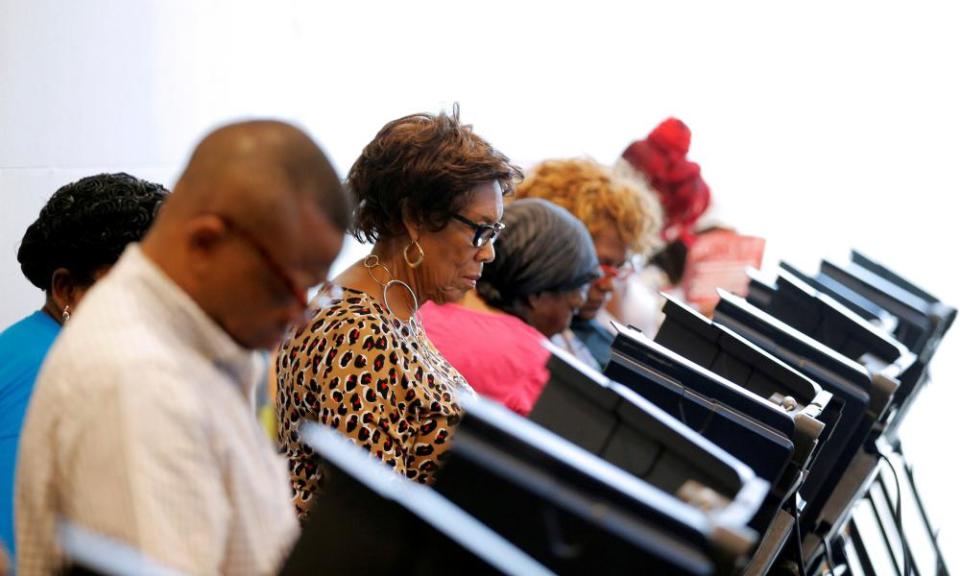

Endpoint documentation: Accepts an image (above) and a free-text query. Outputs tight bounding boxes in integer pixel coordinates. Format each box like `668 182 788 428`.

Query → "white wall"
2 0 958 561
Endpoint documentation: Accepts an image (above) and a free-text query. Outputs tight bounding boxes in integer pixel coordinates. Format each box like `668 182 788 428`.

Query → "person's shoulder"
27 339 206 447
307 289 389 331
571 317 615 343
460 309 545 354
489 312 544 339
419 301 465 326
0 312 59 365
280 289 390 360
0 311 59 345
38 314 198 401
420 301 508 330
490 317 550 364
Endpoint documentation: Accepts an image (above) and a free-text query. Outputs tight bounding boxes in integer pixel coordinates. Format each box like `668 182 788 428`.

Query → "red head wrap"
621 118 711 247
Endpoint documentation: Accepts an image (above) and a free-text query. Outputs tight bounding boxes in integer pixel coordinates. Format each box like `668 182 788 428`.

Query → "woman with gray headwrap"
420 198 599 415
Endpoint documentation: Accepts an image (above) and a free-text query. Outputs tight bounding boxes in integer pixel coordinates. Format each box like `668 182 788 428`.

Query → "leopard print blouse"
276 286 472 519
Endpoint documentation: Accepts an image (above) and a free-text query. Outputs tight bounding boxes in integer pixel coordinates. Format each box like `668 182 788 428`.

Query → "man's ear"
186 214 229 253
182 215 231 282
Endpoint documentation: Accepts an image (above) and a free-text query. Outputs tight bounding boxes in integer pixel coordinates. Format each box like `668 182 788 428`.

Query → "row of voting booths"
286 251 954 576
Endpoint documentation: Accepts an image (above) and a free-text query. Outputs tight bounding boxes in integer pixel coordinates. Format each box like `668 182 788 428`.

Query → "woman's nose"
477 241 496 263
595 275 614 293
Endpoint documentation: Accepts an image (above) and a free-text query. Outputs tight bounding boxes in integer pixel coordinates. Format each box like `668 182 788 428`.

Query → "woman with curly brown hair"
514 157 662 367
275 107 521 519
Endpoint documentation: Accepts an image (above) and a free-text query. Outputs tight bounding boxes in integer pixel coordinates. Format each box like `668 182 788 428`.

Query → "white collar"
119 245 260 397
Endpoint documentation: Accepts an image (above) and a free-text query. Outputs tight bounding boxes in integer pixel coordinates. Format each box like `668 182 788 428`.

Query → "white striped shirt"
16 245 299 575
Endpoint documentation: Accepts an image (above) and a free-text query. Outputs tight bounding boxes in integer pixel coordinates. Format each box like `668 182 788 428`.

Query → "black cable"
879 453 911 576
677 389 690 426
818 532 837 576
634 442 666 480
676 389 718 434
793 493 806 573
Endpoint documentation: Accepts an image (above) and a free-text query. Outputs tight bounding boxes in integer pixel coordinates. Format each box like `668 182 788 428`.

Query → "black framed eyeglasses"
451 214 506 248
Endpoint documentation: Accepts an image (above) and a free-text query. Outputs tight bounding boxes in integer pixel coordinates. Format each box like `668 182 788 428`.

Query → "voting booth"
279 251 953 576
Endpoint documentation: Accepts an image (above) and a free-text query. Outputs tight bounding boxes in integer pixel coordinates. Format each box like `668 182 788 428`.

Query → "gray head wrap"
477 198 599 314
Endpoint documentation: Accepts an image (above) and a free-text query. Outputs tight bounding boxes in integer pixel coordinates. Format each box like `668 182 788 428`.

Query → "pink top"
420 301 551 416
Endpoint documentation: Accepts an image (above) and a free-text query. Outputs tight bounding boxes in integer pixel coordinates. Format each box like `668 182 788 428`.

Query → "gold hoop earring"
61 304 71 323
403 240 425 268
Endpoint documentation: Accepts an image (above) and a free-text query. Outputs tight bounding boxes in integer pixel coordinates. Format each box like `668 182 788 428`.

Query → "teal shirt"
570 316 615 368
0 311 60 561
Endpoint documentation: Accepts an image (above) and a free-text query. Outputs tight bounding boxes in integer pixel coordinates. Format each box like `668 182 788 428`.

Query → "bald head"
143 120 350 349
160 120 350 237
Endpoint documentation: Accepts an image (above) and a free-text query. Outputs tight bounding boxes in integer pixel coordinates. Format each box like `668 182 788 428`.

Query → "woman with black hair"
0 172 167 561
420 198 600 416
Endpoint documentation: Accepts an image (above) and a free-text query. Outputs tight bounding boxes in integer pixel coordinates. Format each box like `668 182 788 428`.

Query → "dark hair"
347 105 522 243
17 173 169 290
477 198 599 316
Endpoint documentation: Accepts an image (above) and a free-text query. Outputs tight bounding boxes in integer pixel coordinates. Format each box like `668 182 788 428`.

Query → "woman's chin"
427 286 468 306
576 303 601 321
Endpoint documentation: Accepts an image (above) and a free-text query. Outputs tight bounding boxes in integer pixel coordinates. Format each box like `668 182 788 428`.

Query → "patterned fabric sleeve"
276 293 463 519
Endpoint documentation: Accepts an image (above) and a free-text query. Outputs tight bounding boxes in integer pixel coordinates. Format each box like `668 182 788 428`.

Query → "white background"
2 0 958 565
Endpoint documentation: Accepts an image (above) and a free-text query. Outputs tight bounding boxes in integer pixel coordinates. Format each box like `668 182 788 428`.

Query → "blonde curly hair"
515 158 662 255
